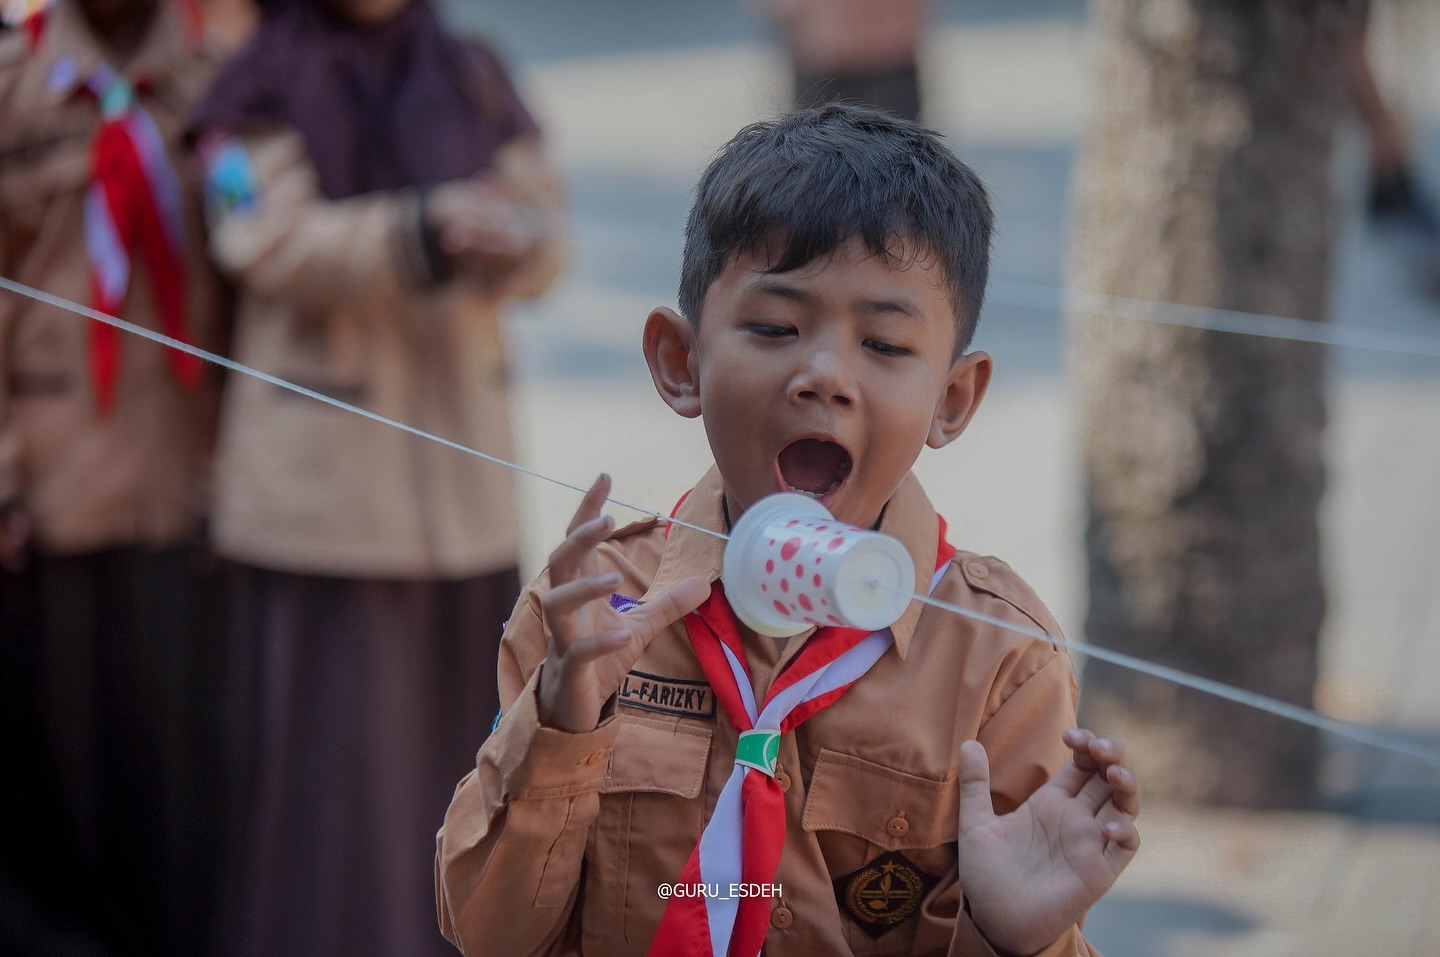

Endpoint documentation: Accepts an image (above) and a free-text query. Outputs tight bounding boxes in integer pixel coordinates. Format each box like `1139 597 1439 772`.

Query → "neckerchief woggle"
649 516 956 957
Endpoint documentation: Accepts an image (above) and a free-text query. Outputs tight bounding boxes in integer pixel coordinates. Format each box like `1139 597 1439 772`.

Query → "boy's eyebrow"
745 277 813 304
745 278 925 321
855 297 924 321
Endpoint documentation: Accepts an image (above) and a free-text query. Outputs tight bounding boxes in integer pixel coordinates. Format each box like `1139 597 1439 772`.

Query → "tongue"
778 439 848 494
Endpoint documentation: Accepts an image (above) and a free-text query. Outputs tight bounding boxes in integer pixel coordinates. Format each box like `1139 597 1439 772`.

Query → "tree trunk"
1071 0 1352 807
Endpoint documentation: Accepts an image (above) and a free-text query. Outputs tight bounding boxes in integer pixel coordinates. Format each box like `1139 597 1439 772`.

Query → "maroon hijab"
190 0 536 199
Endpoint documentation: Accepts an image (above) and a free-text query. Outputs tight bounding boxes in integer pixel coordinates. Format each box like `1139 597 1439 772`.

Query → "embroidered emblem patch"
617 669 715 721
833 850 937 939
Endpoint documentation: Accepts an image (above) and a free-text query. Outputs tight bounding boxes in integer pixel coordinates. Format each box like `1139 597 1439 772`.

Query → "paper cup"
722 492 916 637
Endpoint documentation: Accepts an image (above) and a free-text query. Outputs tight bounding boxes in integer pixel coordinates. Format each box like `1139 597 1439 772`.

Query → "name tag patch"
833 850 937 939
617 669 715 721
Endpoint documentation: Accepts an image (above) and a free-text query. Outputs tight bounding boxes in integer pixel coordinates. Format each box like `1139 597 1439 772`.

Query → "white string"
871 583 1440 770
573 220 1440 358
989 278 1440 358
4 275 1438 769
0 276 726 541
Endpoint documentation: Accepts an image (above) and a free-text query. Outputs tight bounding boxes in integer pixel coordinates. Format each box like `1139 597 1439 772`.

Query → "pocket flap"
801 749 957 850
602 718 712 799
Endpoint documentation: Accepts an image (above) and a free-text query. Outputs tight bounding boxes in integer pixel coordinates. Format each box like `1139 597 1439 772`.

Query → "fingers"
1043 728 1100 797
547 475 613 587
558 628 632 667
567 473 611 538
627 575 711 640
1105 760 1141 818
548 516 612 583
1063 727 1127 774
1059 728 1142 863
1101 815 1141 854
542 476 621 651
1098 779 1142 861
543 570 619 637
1057 729 1141 820
957 740 997 831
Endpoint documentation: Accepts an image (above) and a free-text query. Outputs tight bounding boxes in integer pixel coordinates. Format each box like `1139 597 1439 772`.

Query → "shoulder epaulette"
951 550 1065 639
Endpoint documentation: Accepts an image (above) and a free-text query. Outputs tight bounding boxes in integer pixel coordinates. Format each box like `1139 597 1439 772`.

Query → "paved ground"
443 3 1440 952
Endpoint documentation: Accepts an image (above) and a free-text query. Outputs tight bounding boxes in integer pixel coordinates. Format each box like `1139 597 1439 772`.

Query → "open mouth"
777 438 852 498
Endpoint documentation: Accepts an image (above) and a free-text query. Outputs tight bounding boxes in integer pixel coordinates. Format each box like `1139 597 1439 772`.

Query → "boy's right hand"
537 474 711 733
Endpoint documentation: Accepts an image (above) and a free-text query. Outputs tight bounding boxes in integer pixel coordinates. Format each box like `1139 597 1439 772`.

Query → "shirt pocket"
583 715 713 950
801 749 959 955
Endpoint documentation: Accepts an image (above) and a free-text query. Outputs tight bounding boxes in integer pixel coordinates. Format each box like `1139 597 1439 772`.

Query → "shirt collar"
641 467 943 660
40 0 188 102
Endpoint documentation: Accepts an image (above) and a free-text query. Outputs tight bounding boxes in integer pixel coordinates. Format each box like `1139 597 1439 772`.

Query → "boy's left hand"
956 729 1140 956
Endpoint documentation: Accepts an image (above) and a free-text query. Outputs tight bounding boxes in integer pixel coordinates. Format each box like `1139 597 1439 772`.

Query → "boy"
436 106 1139 956
0 0 225 953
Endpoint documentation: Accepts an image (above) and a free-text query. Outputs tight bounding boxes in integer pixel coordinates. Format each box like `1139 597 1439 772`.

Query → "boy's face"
644 235 991 530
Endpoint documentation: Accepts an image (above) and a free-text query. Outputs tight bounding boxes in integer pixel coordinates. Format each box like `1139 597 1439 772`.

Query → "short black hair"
678 105 993 353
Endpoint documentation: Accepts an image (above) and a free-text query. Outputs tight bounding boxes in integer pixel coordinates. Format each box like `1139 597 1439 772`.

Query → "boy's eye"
746 323 796 339
864 338 912 358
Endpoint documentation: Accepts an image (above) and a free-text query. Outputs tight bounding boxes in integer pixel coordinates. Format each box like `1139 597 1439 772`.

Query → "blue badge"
203 137 259 220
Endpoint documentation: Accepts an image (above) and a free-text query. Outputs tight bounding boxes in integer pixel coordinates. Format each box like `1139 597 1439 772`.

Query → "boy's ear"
928 350 992 449
643 307 702 419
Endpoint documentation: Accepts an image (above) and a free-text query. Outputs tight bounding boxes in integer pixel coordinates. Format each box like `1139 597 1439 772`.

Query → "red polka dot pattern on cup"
739 517 871 631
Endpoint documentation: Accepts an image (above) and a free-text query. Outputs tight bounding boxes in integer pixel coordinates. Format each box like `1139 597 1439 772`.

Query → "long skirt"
0 544 225 957
220 564 519 957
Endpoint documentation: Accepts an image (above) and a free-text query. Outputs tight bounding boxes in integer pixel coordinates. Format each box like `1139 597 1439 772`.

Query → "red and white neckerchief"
649 519 956 957
82 61 202 413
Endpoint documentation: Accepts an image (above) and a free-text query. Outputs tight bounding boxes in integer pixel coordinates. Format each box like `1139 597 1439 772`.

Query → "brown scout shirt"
205 128 562 579
437 468 1102 956
0 1 223 553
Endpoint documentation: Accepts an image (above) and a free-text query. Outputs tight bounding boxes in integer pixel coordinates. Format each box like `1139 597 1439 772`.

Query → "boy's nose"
789 349 857 406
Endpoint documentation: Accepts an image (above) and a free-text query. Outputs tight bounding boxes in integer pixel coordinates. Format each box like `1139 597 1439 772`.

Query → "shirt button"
886 815 910 838
771 905 794 929
965 560 989 580
775 770 792 793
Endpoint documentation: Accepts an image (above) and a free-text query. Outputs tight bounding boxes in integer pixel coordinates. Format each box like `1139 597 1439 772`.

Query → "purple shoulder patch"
609 593 641 614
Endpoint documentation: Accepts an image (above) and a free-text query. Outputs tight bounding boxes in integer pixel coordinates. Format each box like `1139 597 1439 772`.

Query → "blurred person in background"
757 0 928 122
1344 0 1440 298
188 0 562 954
202 0 256 47
0 0 228 953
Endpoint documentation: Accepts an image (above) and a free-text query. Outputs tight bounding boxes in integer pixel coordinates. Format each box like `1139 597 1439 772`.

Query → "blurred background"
2 0 1437 954
443 0 1440 953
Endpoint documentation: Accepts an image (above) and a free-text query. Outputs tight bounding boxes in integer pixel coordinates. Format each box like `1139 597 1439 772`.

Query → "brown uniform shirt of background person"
205 126 560 579
0 3 223 553
437 468 1102 957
